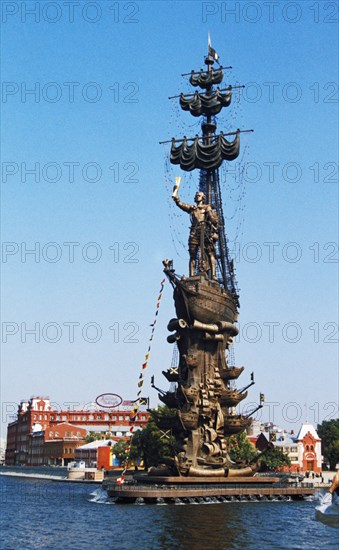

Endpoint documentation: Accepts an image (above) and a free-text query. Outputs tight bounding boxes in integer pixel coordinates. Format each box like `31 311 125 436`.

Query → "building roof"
76 439 117 450
74 425 138 433
296 423 320 441
274 434 297 447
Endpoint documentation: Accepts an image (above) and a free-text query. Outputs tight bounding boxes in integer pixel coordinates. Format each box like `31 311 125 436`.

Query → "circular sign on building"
95 393 123 409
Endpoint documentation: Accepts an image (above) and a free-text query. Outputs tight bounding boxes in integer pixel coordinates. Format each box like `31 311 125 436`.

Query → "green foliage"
112 439 130 461
317 419 339 470
228 432 259 465
132 406 176 469
112 433 142 468
258 444 291 471
84 431 105 443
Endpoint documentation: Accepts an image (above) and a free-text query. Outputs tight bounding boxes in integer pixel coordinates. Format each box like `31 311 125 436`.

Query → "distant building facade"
5 396 149 466
75 439 118 469
29 422 88 466
247 422 322 473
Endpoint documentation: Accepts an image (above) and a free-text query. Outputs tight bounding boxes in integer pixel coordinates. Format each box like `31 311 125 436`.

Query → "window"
119 416 124 421
50 432 54 438
141 416 146 421
306 445 309 451
97 415 101 420
65 432 69 437
55 432 59 437
310 445 314 451
50 415 55 420
104 415 109 420
62 416 67 421
113 416 117 421
56 416 60 421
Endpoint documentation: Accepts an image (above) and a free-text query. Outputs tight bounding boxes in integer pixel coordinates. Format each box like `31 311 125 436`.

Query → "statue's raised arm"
172 193 194 214
172 177 193 213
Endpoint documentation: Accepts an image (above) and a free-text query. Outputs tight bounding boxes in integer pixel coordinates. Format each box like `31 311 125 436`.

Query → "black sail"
170 132 240 171
180 89 232 117
190 68 224 88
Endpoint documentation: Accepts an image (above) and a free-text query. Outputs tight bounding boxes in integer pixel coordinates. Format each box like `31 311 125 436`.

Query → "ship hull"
220 390 248 407
220 366 245 380
223 416 251 436
174 276 237 325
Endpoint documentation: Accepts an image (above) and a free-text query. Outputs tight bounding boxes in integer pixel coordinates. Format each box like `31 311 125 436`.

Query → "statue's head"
195 191 205 203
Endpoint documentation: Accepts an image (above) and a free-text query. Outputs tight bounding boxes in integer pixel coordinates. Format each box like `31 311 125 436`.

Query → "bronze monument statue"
105 44 316 502
154 43 261 478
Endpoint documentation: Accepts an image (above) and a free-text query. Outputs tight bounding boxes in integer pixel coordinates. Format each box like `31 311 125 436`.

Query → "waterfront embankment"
0 466 101 483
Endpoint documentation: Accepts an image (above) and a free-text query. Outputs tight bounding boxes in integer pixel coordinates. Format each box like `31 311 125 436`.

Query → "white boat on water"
315 492 339 528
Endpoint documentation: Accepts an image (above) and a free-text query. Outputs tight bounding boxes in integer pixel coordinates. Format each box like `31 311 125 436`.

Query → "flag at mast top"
207 32 219 63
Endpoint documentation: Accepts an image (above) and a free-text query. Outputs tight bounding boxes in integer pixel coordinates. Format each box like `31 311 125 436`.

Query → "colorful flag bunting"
120 277 166 479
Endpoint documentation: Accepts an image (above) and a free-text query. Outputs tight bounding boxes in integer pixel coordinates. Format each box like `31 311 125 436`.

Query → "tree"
112 439 130 462
317 419 339 470
258 444 291 471
228 432 259 465
135 406 176 469
103 408 176 470
113 433 142 469
84 431 105 443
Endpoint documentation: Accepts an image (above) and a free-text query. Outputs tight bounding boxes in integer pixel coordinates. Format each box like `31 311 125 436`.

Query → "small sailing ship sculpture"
156 42 263 477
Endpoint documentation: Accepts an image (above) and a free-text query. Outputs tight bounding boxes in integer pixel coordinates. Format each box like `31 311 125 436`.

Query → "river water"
0 476 337 549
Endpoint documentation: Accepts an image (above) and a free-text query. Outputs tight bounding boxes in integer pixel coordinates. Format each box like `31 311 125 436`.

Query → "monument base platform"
103 475 315 504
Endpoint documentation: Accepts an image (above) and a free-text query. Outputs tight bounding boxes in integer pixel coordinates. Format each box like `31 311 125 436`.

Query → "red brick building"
29 423 88 466
247 422 322 473
295 424 322 473
5 397 149 466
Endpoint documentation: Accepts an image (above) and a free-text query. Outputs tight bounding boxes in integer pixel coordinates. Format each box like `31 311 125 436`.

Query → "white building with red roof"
295 423 322 473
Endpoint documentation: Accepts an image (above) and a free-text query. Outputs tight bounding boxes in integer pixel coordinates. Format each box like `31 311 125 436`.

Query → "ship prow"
164 263 238 326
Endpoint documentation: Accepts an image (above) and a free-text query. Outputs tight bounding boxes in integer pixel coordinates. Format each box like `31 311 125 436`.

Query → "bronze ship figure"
104 43 317 504
153 43 263 478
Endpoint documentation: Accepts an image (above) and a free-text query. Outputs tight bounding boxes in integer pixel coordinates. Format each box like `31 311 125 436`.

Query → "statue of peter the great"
172 185 219 280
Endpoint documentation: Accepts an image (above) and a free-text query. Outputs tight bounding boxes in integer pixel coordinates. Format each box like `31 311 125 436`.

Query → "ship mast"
165 43 253 307
198 46 239 303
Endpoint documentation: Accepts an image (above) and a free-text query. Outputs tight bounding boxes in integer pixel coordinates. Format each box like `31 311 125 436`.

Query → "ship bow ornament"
157 44 261 478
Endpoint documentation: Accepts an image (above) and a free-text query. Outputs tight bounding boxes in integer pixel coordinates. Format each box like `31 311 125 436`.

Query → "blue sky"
1 0 338 440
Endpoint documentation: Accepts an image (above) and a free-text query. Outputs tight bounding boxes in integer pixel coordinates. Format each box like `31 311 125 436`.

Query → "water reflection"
156 503 250 550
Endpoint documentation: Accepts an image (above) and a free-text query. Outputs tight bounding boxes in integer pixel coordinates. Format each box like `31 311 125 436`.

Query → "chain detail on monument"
159 44 263 477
